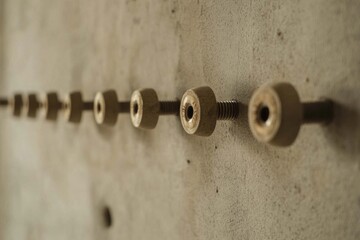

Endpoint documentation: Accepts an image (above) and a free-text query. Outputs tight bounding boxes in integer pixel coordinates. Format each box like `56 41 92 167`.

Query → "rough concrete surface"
0 0 359 239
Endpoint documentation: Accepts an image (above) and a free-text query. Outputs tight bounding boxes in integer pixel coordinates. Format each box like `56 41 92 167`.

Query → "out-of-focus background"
0 0 359 239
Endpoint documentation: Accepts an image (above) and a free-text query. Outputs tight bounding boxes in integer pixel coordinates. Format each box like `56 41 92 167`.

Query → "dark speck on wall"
277 29 284 40
133 18 141 24
102 206 112 228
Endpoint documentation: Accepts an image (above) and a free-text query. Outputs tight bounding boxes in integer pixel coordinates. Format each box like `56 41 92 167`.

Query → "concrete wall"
0 0 359 239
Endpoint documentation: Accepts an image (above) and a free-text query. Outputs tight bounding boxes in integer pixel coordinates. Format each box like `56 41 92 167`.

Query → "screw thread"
159 101 180 115
217 101 239 120
118 101 130 113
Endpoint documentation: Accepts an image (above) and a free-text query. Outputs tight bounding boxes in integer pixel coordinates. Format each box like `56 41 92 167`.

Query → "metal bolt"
93 90 130 126
248 82 334 146
180 86 239 136
23 93 41 118
41 92 63 121
10 93 24 117
63 91 93 123
130 88 180 129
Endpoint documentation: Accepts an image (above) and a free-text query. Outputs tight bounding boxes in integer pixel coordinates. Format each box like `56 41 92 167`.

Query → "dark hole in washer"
134 102 139 114
259 105 270 123
102 206 112 228
97 102 102 113
186 105 194 120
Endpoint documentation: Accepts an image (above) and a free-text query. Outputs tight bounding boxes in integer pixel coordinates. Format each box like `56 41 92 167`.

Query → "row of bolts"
0 82 334 147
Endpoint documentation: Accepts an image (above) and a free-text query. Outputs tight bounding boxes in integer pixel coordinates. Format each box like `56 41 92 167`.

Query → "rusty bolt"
130 88 180 129
93 90 130 126
63 91 93 123
248 82 334 147
180 86 239 136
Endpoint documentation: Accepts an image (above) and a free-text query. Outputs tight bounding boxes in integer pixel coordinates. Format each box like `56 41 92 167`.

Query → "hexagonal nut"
248 82 303 146
180 86 217 136
130 88 160 129
10 93 24 117
43 92 62 121
63 92 84 123
23 93 40 118
94 90 119 126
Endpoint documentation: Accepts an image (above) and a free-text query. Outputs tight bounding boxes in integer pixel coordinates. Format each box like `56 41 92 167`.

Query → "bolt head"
130 88 160 129
10 93 24 117
248 82 302 146
63 92 83 123
180 86 217 136
23 93 40 118
42 92 62 121
93 90 118 126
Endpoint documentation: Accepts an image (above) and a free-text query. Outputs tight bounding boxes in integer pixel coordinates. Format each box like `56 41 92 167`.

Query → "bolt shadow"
323 100 360 161
227 83 261 149
230 102 252 136
94 123 116 139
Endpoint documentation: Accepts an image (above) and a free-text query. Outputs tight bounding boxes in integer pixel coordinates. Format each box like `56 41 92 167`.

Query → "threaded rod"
118 101 130 113
160 101 180 115
83 101 94 111
217 101 239 120
302 100 333 124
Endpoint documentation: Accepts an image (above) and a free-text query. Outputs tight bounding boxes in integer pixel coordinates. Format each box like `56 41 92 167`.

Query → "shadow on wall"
325 99 360 161
95 123 116 139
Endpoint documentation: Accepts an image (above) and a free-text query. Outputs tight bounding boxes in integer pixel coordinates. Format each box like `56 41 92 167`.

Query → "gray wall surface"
0 0 359 239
